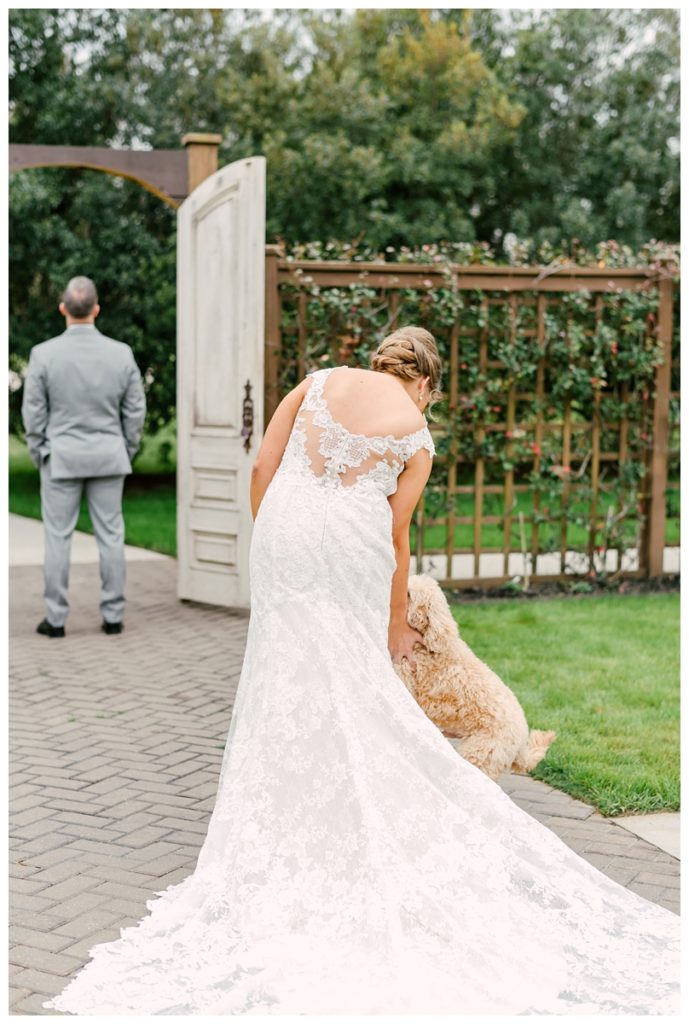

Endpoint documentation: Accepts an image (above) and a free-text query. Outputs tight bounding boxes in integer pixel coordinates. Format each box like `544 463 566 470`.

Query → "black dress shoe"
36 618 65 638
101 620 124 635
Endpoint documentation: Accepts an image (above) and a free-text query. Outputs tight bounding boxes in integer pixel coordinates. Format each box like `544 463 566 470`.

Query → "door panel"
177 156 265 608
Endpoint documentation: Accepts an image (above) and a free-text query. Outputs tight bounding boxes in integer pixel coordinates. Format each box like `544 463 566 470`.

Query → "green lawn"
9 434 176 556
449 593 680 816
412 486 680 551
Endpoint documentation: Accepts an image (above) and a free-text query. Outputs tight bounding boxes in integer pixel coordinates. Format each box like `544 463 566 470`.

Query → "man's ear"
91 303 101 319
58 301 66 317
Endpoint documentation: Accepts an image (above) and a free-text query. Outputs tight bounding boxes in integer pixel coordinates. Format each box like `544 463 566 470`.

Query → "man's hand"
120 351 146 460
388 620 426 670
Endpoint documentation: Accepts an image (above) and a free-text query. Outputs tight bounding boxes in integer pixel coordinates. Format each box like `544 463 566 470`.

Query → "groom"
21 276 147 637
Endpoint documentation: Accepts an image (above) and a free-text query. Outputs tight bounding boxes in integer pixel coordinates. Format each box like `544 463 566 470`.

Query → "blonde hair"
370 325 444 420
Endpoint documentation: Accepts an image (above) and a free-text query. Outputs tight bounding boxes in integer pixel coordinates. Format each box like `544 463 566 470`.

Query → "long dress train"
43 366 680 1015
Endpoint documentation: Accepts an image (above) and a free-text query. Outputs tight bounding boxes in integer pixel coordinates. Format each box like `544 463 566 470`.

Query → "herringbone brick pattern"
9 560 679 1015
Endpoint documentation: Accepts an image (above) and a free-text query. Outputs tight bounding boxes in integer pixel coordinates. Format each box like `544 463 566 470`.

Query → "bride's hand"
388 621 426 670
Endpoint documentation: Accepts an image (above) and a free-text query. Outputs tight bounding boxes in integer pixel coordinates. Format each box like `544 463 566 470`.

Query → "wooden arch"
8 133 222 208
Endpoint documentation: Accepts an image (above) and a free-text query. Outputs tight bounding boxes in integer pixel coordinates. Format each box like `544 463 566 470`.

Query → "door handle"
241 379 254 452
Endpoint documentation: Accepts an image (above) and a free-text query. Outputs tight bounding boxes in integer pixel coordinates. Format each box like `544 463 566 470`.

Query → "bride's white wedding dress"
44 365 680 1015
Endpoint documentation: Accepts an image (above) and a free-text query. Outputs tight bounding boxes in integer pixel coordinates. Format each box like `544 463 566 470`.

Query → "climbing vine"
277 237 680 582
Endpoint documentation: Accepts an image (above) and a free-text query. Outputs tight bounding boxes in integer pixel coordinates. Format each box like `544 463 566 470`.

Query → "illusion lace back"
44 366 680 1015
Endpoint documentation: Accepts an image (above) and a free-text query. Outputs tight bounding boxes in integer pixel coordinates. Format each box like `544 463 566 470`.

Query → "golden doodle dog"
394 574 557 781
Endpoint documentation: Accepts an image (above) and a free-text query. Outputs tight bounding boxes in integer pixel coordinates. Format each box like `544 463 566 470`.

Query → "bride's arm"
386 451 433 666
250 378 311 519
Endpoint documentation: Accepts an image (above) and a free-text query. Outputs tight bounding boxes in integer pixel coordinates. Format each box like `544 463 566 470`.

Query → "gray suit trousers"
40 461 126 626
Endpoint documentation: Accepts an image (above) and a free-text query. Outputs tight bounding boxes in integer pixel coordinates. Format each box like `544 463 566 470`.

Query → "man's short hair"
62 276 98 319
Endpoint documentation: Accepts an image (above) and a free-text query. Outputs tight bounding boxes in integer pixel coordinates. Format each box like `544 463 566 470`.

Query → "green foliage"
9 6 679 248
9 8 178 431
9 169 177 433
276 238 679 578
468 7 680 250
8 7 679 433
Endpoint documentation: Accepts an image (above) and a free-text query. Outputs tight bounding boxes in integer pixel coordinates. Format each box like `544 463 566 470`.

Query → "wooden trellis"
264 249 679 587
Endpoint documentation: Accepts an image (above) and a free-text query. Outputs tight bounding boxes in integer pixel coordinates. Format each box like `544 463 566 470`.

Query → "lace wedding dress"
44 366 680 1015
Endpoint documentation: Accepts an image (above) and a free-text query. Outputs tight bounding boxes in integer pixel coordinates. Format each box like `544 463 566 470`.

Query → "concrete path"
414 544 680 578
609 811 680 860
8 527 680 1015
9 513 169 567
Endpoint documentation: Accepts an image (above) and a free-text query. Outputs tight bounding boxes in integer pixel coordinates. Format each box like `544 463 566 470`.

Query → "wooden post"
264 244 283 424
182 133 223 193
445 312 459 580
473 298 489 581
531 294 547 568
644 269 674 576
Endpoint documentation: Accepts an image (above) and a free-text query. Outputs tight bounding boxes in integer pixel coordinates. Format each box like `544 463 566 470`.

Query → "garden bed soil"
446 574 680 604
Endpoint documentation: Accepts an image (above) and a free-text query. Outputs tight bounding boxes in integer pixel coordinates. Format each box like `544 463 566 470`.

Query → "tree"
9 7 679 433
469 7 680 250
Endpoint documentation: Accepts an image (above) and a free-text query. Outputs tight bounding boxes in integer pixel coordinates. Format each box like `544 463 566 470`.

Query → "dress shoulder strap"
302 366 335 409
397 424 436 461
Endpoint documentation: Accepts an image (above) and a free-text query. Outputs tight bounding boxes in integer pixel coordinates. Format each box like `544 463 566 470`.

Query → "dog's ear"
422 581 459 652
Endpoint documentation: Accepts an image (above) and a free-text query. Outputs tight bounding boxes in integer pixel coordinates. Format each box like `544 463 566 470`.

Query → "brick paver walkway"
9 560 680 1015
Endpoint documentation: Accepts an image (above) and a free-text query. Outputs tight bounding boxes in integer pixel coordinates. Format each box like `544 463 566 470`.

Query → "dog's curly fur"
393 574 557 781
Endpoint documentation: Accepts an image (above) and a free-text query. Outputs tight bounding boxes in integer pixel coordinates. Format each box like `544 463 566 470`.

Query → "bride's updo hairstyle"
370 325 444 420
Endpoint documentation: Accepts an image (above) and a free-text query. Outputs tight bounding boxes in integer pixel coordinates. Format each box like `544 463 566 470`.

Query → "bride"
44 327 680 1015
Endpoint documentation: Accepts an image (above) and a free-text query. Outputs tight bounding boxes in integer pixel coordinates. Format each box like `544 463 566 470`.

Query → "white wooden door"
176 156 266 608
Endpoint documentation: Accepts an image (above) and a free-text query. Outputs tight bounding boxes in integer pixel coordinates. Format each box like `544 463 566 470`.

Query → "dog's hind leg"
451 733 513 782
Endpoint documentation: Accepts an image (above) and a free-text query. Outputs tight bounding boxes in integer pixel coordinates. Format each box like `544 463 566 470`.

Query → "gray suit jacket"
21 323 147 480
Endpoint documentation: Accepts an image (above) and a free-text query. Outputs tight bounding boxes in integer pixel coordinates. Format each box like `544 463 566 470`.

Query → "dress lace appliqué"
279 365 435 498
43 367 680 1015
